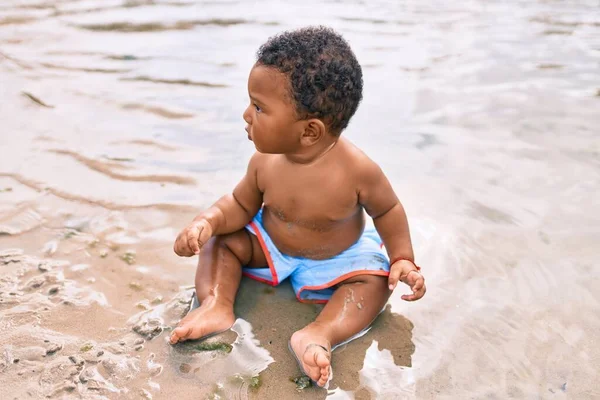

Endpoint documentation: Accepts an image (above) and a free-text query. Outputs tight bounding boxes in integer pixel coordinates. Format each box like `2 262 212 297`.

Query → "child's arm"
358 161 426 301
174 153 263 257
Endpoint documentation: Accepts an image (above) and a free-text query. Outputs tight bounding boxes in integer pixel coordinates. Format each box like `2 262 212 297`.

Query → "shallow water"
1 0 599 398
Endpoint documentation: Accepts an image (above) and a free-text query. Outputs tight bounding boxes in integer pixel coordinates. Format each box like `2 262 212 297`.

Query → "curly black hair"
256 26 363 135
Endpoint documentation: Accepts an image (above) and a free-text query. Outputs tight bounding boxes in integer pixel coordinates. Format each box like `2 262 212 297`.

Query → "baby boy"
170 26 426 387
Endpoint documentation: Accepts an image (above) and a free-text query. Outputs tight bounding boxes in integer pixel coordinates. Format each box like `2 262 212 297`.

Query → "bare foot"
290 328 332 387
169 297 234 344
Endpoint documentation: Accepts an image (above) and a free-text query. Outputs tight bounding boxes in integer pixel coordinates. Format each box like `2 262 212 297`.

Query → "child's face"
243 65 303 154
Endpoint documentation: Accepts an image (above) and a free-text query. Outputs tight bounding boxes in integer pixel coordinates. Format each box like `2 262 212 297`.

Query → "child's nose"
243 106 252 125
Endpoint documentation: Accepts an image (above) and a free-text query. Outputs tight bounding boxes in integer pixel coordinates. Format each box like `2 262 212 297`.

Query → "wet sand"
0 198 415 399
1 0 600 398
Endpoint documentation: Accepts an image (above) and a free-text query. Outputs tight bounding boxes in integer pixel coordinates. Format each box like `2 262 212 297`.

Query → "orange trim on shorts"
247 221 279 285
242 271 276 286
296 269 390 304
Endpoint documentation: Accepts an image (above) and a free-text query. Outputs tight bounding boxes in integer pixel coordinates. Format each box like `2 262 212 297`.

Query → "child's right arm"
173 153 264 257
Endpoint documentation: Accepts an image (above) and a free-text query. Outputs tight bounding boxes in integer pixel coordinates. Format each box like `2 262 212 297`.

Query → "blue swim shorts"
242 208 390 303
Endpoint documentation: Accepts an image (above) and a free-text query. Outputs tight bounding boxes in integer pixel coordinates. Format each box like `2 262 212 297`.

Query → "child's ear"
300 118 326 146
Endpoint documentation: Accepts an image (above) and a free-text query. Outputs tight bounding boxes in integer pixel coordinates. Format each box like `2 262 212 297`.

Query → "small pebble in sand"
63 230 77 240
132 318 164 340
100 250 108 258
129 282 143 291
120 251 136 265
45 343 63 355
357 303 363 310
48 286 60 295
134 338 145 345
136 300 151 310
148 363 163 377
80 343 94 352
79 368 95 383
134 345 144 351
179 363 191 373
38 263 50 273
101 358 119 376
24 276 45 290
69 355 85 366
64 383 77 392
291 375 312 391
249 375 261 389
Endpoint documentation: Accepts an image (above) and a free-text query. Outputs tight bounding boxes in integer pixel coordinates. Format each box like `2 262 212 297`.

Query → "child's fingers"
411 276 424 293
197 224 210 250
186 226 201 254
401 289 421 301
402 282 426 301
414 284 426 300
174 233 191 256
401 293 417 301
388 266 401 291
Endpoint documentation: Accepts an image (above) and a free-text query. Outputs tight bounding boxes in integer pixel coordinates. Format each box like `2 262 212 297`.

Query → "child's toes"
313 354 330 386
312 371 324 384
316 351 330 369
169 326 191 344
290 334 332 386
319 366 329 381
317 373 328 387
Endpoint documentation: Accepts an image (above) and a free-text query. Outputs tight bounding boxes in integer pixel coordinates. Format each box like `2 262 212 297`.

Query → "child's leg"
290 274 390 386
169 229 266 344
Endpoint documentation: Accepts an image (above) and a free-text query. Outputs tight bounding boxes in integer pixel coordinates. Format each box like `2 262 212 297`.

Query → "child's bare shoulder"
247 151 281 171
338 138 386 181
245 152 278 190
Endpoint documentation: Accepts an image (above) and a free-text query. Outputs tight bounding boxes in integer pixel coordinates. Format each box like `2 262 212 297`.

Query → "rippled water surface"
1 0 599 399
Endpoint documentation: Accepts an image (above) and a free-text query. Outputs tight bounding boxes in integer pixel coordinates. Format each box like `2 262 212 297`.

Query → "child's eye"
253 104 262 113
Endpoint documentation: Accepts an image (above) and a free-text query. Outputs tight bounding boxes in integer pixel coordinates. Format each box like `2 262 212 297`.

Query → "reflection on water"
1 0 599 398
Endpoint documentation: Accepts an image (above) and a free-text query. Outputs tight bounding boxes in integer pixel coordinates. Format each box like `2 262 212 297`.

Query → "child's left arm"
358 161 426 301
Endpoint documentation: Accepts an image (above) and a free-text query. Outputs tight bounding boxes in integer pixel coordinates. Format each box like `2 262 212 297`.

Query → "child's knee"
215 230 253 265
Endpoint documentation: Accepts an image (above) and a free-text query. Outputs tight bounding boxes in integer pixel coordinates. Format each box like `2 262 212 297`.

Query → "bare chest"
260 164 359 229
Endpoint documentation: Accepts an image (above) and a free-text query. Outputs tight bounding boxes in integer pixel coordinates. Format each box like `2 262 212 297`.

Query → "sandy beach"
1 0 599 398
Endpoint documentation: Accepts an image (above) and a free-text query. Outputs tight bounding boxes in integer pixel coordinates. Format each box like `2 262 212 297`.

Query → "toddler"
171 26 426 387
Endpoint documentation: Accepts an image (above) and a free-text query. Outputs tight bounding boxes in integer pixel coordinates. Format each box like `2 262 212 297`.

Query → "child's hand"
173 219 214 257
388 259 426 301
